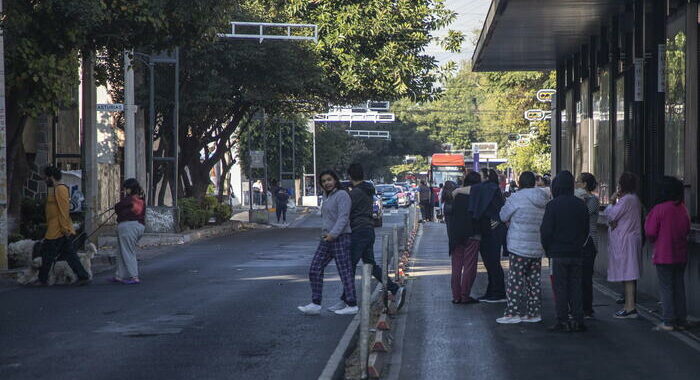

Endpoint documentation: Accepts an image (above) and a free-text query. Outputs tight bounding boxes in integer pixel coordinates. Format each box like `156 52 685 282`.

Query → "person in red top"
111 178 146 284
644 176 691 331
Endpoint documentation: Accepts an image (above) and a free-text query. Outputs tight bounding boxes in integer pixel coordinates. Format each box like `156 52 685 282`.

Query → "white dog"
17 242 96 286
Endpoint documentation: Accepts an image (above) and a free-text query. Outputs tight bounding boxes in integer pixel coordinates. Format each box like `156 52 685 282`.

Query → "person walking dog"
110 178 146 285
298 170 358 316
33 166 91 287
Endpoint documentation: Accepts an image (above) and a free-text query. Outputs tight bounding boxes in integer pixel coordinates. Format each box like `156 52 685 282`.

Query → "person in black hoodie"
329 163 406 312
540 170 590 332
469 169 507 303
448 172 484 304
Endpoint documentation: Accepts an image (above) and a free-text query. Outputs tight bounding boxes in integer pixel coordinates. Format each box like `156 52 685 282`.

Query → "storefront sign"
634 58 644 101
658 44 666 93
536 89 556 103
524 109 545 121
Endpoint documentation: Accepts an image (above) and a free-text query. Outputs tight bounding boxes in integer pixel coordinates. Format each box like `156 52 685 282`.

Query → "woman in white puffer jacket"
496 171 550 324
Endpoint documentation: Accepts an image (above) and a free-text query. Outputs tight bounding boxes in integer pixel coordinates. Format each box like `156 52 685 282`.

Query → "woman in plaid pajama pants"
298 170 358 316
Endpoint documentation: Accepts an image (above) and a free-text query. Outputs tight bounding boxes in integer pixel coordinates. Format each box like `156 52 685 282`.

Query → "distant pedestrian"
497 172 548 324
441 181 458 228
418 180 432 222
470 169 507 303
540 171 589 332
33 166 91 287
645 176 690 331
275 187 290 224
298 169 357 316
605 172 643 319
575 173 600 319
111 178 146 285
447 172 483 304
329 164 406 313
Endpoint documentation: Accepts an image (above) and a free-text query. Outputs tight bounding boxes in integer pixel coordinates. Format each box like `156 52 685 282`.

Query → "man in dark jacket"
540 170 590 332
330 163 406 312
418 180 432 222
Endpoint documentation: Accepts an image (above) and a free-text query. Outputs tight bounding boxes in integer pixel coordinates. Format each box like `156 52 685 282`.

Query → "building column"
81 51 98 242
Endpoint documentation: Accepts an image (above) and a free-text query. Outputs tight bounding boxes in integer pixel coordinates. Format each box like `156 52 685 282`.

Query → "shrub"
179 198 210 230
212 203 232 224
20 197 46 240
9 233 25 244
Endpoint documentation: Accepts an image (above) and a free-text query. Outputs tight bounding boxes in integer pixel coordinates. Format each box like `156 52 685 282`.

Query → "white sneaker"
334 305 359 315
328 300 347 312
298 303 322 315
496 316 522 324
521 316 542 323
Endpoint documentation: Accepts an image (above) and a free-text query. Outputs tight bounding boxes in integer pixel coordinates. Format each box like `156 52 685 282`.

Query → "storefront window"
664 14 686 180
595 69 611 204
614 76 625 188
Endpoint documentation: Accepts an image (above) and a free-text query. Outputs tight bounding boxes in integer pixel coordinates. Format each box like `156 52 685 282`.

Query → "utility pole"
81 51 98 241
124 51 136 179
0 0 8 269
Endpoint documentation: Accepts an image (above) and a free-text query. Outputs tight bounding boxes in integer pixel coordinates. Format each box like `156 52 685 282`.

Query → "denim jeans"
341 227 398 302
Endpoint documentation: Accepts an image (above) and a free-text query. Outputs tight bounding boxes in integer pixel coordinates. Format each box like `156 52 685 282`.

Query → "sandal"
108 277 123 283
121 278 140 285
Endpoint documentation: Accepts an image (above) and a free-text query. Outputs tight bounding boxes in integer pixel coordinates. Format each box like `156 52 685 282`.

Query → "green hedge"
179 196 233 230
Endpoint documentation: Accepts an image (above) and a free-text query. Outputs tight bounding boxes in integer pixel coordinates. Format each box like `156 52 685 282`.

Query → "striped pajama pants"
309 233 356 306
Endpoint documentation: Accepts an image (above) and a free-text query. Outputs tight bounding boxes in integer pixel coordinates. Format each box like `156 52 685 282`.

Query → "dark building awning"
472 0 627 72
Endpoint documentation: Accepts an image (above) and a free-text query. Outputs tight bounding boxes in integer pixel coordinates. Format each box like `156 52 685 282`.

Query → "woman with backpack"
644 176 691 331
111 178 146 285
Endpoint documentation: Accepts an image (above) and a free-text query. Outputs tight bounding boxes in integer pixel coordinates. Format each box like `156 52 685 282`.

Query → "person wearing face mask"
110 178 146 285
298 169 357 316
33 166 91 286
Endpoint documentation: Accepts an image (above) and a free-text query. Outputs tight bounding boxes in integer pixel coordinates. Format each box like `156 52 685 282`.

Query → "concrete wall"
595 218 700 318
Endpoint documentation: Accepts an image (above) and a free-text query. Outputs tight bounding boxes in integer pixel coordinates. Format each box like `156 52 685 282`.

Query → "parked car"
342 180 383 227
376 184 400 209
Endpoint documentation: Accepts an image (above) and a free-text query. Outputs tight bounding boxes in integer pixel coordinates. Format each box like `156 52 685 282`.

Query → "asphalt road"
397 222 700 380
0 207 410 380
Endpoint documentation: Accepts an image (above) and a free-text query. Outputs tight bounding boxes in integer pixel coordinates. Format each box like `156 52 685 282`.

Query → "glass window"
595 69 612 205
614 76 626 186
664 14 686 180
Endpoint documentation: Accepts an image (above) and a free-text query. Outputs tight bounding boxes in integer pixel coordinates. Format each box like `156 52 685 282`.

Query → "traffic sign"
250 151 265 169
524 109 545 121
536 89 556 103
97 103 124 112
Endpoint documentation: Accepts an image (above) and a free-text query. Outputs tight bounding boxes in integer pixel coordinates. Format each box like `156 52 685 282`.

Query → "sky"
425 0 492 67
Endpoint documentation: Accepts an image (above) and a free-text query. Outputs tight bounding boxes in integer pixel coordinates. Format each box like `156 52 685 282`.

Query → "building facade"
474 0 700 315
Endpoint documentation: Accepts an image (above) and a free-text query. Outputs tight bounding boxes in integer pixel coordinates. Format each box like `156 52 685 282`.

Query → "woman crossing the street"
298 169 358 316
111 178 146 285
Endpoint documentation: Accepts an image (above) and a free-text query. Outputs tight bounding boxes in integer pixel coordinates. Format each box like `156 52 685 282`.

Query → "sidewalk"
392 223 700 380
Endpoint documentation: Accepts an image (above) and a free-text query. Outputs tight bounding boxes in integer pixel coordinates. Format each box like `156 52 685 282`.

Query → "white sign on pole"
472 142 498 159
250 151 265 169
658 44 666 93
634 58 644 101
97 103 124 112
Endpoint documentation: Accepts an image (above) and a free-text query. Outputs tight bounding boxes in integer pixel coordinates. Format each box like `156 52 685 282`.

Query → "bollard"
381 234 390 310
392 225 399 283
360 263 372 379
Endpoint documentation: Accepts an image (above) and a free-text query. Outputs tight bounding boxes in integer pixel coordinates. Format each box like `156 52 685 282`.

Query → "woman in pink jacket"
644 176 691 331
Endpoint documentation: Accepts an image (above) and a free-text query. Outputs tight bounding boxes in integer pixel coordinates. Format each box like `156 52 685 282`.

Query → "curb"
318 284 382 380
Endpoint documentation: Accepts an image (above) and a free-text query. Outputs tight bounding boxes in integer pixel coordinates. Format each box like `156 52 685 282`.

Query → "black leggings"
276 206 287 222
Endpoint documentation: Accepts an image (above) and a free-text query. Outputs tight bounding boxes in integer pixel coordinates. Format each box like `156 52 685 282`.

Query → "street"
0 208 409 380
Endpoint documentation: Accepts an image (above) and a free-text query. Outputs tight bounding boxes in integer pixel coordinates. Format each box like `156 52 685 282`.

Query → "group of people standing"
444 168 691 332
297 164 406 316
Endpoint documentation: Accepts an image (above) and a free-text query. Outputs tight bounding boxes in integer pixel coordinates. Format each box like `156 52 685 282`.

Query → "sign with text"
634 58 644 101
524 109 545 121
536 89 556 103
97 103 124 112
472 142 498 159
